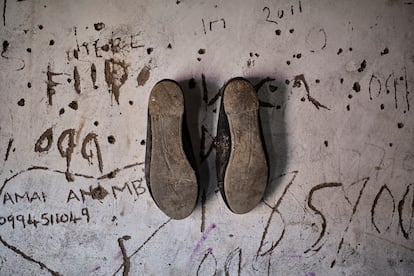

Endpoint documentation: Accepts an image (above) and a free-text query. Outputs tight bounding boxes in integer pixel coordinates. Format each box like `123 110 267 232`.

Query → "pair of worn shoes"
145 78 268 219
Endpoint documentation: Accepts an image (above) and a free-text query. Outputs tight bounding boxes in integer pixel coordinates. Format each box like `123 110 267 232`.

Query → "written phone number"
0 208 90 229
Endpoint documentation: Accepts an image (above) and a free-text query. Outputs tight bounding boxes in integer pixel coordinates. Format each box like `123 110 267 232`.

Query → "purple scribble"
306 272 316 276
190 223 217 260
113 250 123 260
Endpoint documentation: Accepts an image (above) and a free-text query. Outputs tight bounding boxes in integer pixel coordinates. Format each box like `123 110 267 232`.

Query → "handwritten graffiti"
3 191 46 205
0 208 90 229
46 59 129 106
367 68 410 112
192 169 413 273
35 128 103 181
202 18 226 35
72 27 144 59
66 179 145 203
262 0 303 36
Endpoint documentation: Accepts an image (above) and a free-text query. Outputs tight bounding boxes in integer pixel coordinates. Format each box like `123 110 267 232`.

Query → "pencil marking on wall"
371 184 395 233
305 182 342 253
306 27 327 52
202 18 226 34
398 183 414 239
256 171 298 258
4 138 13 162
112 219 171 275
224 247 242 276
0 235 60 275
2 0 6 26
196 250 217 276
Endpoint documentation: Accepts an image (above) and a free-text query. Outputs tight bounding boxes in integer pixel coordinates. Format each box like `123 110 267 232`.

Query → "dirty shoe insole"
223 80 268 214
148 81 197 219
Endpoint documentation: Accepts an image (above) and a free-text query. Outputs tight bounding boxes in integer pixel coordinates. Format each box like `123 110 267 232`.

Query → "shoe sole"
147 80 198 219
222 79 268 214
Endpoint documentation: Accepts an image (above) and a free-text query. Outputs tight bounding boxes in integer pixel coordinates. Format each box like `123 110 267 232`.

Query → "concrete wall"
0 0 413 275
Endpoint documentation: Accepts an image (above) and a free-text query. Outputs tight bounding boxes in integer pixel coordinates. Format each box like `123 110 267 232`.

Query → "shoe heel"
146 80 198 219
218 78 268 214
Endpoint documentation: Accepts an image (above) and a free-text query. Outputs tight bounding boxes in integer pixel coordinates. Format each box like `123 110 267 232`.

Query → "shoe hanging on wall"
216 77 269 214
145 80 199 220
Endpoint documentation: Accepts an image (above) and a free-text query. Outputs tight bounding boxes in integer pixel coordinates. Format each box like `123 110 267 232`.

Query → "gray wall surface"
0 0 413 275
